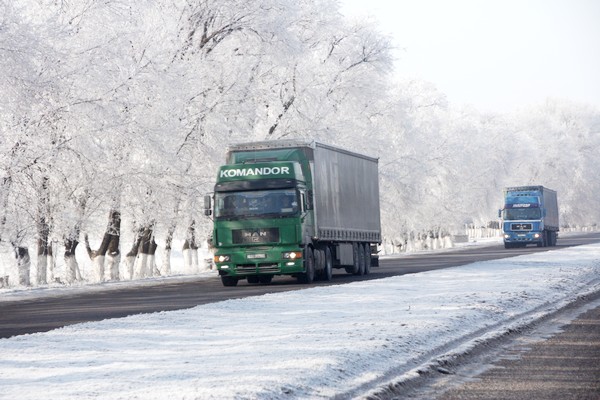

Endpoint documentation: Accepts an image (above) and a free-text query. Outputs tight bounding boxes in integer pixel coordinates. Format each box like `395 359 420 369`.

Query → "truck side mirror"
306 190 314 210
204 195 212 216
543 208 547 217
498 209 502 218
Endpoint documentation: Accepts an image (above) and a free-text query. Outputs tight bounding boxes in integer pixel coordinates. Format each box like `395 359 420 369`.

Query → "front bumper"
503 231 543 244
214 246 304 277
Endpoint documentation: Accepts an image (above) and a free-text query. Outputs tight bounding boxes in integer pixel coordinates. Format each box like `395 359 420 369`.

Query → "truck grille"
236 263 280 274
232 228 279 244
511 223 532 231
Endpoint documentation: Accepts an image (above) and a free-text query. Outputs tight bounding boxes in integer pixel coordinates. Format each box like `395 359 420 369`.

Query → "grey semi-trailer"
204 139 382 286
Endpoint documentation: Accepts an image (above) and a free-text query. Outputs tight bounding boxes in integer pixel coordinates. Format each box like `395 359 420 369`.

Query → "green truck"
204 140 382 286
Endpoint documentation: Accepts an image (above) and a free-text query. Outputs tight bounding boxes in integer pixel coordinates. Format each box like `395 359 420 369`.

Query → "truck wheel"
346 242 360 274
315 248 325 274
549 231 556 246
537 231 547 247
221 276 239 287
247 276 259 284
323 246 333 281
259 275 273 284
355 242 365 276
298 247 315 284
537 235 544 247
314 248 325 280
363 243 371 275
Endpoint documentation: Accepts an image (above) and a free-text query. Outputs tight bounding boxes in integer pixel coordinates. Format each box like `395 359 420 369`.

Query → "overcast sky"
340 0 600 112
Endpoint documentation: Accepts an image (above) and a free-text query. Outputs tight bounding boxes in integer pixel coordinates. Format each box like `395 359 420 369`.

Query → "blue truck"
499 186 559 249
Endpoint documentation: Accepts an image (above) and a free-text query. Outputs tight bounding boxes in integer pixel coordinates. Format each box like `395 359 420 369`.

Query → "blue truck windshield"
215 189 298 219
504 208 542 220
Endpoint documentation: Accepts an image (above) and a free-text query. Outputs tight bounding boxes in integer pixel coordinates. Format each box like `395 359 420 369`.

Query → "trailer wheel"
346 243 360 274
298 247 315 284
355 242 365 276
549 231 557 246
537 231 547 247
363 243 371 275
315 248 325 273
221 276 239 287
314 248 326 281
323 246 333 281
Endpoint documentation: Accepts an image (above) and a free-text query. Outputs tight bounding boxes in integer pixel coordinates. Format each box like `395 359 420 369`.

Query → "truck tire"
247 276 259 284
298 247 315 284
221 276 239 287
259 275 273 284
344 243 357 274
537 230 548 247
315 248 324 273
355 242 365 276
537 233 544 247
322 246 333 281
346 242 360 274
363 243 371 275
550 231 557 246
314 248 329 281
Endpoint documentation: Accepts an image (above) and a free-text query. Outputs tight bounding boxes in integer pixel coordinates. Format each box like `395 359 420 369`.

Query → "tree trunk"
125 226 144 280
14 245 31 286
36 176 52 285
183 221 199 273
105 210 121 281
36 223 52 285
133 224 158 278
0 176 12 245
64 236 82 284
85 210 121 282
162 223 176 275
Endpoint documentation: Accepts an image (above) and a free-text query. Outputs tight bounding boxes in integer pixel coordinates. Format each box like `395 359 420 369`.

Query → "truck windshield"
214 189 299 219
504 208 542 220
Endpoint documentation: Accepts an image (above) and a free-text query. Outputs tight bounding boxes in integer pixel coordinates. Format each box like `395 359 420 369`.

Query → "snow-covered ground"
1 241 600 399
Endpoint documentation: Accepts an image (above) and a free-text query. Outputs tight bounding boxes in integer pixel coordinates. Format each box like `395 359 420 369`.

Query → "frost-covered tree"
2 0 600 287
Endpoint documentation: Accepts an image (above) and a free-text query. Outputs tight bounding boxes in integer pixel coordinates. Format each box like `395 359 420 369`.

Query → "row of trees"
1 0 599 286
0 0 393 285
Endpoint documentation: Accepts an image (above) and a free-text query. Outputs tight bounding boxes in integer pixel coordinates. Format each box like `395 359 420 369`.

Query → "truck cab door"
299 189 315 244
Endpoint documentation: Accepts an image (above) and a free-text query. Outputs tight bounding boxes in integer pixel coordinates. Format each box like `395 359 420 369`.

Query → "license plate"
247 253 266 259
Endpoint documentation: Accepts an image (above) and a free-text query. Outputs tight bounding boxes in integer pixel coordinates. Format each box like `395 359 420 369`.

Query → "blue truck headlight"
214 254 231 263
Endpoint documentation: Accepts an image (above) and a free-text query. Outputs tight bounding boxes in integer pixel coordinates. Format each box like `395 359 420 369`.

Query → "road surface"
1 232 599 339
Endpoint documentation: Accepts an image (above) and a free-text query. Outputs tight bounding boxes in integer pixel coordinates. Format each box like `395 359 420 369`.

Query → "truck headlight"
533 233 541 239
504 234 510 239
214 254 231 263
282 251 302 260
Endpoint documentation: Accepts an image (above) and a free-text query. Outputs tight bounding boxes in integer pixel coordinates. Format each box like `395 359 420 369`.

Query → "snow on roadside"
1 243 599 399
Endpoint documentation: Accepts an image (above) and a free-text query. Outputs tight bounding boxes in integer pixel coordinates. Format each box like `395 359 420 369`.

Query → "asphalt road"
1 232 599 339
